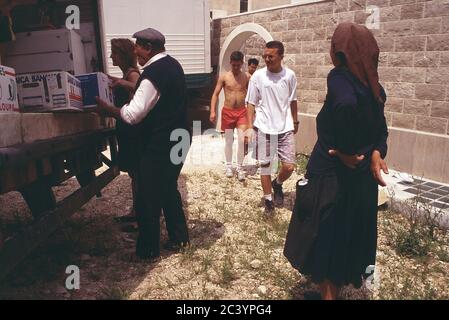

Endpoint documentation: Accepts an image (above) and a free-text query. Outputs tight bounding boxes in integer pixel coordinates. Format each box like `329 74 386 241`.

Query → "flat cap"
133 28 165 45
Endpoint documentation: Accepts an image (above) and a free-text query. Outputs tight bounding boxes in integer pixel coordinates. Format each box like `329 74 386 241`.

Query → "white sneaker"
237 170 246 182
225 167 233 178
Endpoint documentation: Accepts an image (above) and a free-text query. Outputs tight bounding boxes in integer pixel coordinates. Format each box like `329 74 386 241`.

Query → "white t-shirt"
246 66 298 135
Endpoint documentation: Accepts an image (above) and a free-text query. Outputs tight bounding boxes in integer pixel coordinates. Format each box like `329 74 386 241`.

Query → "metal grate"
402 179 449 209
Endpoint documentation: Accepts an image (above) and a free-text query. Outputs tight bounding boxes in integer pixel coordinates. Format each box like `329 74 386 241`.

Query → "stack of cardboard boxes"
0 67 115 113
1 28 115 114
16 71 83 112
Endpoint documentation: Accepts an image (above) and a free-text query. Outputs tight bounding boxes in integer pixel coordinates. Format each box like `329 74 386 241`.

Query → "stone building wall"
240 34 266 70
212 0 449 136
211 0 449 182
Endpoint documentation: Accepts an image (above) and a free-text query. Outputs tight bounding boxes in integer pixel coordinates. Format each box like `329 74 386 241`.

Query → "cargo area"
0 0 212 86
0 0 213 143
0 1 214 282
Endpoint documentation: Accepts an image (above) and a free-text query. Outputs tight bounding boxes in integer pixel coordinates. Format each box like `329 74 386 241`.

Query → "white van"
1 0 212 89
99 0 212 88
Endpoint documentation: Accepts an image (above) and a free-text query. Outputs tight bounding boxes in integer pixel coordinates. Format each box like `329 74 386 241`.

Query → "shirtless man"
210 51 250 181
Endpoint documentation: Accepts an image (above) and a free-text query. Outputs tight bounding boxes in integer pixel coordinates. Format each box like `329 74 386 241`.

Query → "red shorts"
221 106 248 130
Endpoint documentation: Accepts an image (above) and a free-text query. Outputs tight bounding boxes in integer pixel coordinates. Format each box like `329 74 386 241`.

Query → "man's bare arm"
290 101 299 134
210 75 225 123
247 103 256 129
245 103 256 141
290 101 298 122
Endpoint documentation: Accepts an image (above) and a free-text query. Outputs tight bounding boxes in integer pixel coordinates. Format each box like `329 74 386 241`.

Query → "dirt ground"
0 147 447 300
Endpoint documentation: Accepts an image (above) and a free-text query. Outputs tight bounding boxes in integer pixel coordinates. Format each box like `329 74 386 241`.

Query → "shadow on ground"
0 172 224 300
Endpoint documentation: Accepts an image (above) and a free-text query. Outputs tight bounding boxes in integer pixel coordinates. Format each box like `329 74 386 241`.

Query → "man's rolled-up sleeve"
120 79 160 125
289 76 298 102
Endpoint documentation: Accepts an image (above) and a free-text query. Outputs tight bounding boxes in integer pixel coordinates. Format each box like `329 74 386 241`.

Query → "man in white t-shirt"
246 41 299 217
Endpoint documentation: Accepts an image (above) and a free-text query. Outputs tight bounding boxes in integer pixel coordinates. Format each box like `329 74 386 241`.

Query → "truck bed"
0 113 115 148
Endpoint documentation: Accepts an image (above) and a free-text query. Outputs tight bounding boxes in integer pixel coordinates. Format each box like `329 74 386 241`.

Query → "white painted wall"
99 0 212 77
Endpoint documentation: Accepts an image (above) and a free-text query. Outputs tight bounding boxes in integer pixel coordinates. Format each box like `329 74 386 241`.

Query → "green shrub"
394 228 431 258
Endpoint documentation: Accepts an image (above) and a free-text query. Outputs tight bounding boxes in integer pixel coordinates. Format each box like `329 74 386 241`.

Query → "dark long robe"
284 66 388 288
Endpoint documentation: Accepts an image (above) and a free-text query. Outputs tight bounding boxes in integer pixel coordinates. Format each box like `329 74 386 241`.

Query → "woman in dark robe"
284 22 389 300
109 38 141 222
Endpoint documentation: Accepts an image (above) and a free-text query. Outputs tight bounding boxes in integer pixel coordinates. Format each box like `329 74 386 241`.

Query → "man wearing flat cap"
96 27 191 261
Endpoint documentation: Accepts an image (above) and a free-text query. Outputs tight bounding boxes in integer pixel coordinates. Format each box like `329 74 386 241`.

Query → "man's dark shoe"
264 199 275 218
124 251 161 264
135 254 162 264
271 179 284 207
163 240 191 252
136 243 160 262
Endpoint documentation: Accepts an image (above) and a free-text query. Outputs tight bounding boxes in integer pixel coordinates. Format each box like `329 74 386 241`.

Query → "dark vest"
136 55 189 150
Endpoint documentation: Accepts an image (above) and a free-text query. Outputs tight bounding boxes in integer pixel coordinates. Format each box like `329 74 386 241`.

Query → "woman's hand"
111 79 126 89
328 149 364 169
371 150 389 187
107 75 120 82
93 97 112 117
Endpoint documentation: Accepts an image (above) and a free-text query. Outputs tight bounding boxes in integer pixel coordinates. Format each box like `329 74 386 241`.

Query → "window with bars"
240 0 248 13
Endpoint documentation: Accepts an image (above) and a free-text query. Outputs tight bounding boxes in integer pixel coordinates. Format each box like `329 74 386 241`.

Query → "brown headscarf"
330 22 384 104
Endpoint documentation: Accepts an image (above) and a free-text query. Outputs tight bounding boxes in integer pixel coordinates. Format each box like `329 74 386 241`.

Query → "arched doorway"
216 23 273 131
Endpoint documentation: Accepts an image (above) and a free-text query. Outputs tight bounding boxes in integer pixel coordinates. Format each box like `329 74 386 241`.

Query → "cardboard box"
16 71 83 112
76 72 114 108
0 65 19 113
4 29 87 75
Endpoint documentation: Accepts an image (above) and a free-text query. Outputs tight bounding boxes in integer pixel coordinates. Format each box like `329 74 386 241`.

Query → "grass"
295 153 309 176
100 286 130 300
435 245 449 263
1 155 448 300
374 183 449 300
0 213 122 291
219 254 236 286
200 252 214 274
387 195 447 259
57 215 120 258
376 207 449 300
394 228 432 258
179 243 197 263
